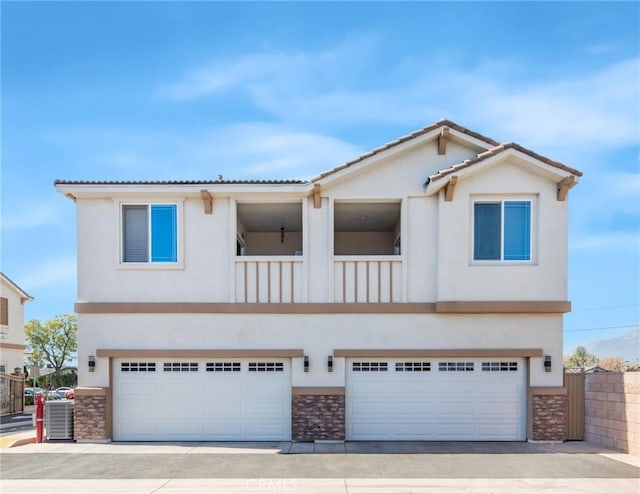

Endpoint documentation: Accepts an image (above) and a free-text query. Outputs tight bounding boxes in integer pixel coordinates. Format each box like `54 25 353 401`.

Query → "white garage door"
113 358 291 441
346 358 526 441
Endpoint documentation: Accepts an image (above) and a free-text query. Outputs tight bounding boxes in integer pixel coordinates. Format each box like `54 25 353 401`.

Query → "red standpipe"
35 393 44 443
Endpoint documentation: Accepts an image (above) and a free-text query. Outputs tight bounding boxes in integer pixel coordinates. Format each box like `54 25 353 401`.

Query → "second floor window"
0 297 7 326
122 204 177 263
473 200 531 262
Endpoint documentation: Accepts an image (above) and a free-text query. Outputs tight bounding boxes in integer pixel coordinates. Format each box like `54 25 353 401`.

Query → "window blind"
123 205 149 262
474 202 501 260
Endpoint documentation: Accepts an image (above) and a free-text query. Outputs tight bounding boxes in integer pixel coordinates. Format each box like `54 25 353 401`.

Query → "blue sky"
1 1 638 356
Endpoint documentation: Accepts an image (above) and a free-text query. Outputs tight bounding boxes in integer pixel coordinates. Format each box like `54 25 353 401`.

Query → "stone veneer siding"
585 373 640 456
292 394 345 441
74 393 109 441
531 394 567 441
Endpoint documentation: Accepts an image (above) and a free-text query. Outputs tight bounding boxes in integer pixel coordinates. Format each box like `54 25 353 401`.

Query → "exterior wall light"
88 355 96 372
327 355 333 372
303 355 309 372
544 355 552 372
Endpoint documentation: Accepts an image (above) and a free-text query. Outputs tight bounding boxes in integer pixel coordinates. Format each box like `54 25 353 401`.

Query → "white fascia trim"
55 183 313 199
0 274 33 302
424 148 578 197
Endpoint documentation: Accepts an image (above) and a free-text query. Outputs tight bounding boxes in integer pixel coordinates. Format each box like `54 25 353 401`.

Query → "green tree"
25 314 77 387
599 357 625 372
564 345 599 369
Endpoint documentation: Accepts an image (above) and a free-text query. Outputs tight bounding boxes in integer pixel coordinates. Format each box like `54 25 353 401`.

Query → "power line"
563 324 639 333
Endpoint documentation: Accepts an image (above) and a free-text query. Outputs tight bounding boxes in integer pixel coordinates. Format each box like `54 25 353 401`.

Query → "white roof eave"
424 148 579 196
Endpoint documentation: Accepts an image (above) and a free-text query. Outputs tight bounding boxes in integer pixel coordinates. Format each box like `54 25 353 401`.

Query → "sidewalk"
1 478 638 494
2 435 639 465
0 429 35 449
2 438 638 494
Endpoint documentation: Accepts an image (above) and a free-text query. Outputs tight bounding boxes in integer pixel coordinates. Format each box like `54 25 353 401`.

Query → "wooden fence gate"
565 372 585 440
0 373 25 416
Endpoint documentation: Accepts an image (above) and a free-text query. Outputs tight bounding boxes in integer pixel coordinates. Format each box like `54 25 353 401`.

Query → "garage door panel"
118 381 161 395
246 399 288 416
119 420 157 437
392 402 433 415
246 423 288 437
350 423 392 438
246 381 289 397
478 401 520 415
160 421 199 436
114 359 291 441
392 423 434 436
478 423 521 439
204 403 244 417
202 422 243 436
350 399 394 415
347 358 525 441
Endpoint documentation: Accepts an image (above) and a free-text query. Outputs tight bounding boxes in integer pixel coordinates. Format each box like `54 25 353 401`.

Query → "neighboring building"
55 119 582 443
0 273 33 375
566 365 609 374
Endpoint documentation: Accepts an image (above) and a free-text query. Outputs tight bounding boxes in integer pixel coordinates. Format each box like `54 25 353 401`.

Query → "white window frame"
115 199 184 270
470 195 537 265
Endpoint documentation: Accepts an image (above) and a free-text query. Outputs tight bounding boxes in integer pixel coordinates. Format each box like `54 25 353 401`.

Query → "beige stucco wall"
436 161 568 302
0 277 28 373
67 132 572 395
73 149 570 306
77 312 563 389
585 373 640 456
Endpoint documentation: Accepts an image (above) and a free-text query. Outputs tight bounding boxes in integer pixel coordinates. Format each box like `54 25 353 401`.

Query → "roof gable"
311 119 499 185
1 273 33 302
424 143 582 201
54 120 582 202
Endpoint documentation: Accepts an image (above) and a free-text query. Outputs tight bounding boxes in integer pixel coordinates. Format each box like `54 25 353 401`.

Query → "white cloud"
472 58 640 149
157 38 639 153
603 172 640 199
570 231 640 252
18 256 76 290
157 34 382 102
199 124 363 179
155 35 446 129
45 123 363 181
1 203 61 231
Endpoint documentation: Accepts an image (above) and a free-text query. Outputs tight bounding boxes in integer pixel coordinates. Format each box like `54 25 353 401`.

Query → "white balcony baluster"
333 256 402 303
235 257 303 303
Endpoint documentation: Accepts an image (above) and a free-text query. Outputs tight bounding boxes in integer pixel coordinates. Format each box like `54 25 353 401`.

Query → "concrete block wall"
585 373 639 455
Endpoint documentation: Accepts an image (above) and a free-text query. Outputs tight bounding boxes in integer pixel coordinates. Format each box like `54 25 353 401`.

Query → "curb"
0 435 36 449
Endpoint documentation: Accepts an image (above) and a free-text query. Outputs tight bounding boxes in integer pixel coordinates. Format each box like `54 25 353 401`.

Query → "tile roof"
311 119 500 182
54 120 582 190
426 142 583 186
53 179 308 186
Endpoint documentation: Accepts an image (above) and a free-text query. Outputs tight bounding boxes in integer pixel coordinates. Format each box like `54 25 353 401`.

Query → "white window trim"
114 199 185 270
470 195 537 266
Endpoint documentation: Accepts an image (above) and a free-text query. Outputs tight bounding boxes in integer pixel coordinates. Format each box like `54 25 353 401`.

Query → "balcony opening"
237 203 302 256
334 202 401 255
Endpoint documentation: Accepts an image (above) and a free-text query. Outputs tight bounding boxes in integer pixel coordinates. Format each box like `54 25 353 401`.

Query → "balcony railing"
234 257 303 303
333 256 402 303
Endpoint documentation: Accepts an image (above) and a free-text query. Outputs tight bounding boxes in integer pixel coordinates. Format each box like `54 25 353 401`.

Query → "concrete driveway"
1 439 638 493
